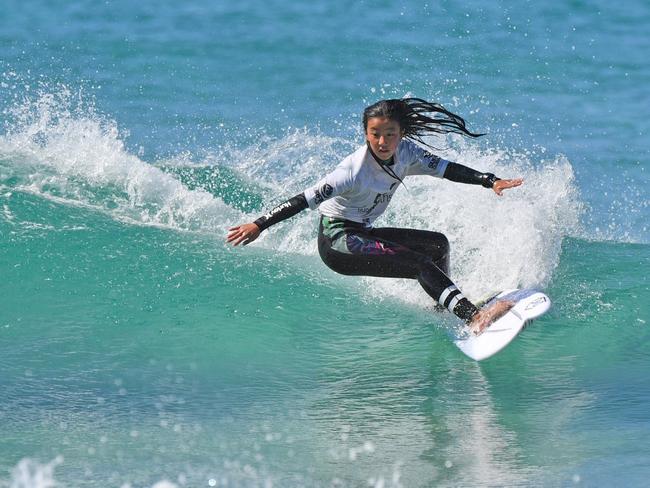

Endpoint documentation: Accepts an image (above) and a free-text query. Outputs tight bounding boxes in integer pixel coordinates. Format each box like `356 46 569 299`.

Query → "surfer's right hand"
469 300 515 335
226 223 261 246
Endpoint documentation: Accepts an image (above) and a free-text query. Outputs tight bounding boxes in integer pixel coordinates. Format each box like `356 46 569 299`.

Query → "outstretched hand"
226 223 261 246
493 178 524 196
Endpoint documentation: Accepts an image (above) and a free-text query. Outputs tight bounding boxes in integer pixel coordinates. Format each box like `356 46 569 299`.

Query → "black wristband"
481 173 500 189
443 162 501 188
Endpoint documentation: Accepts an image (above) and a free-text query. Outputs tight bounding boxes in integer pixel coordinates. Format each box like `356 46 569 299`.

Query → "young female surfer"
227 98 523 334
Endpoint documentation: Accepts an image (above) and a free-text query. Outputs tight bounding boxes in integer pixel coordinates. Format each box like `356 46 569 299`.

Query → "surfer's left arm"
406 142 522 195
443 162 523 196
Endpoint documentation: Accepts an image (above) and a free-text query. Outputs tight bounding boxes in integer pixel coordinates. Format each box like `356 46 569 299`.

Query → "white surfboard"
454 289 551 361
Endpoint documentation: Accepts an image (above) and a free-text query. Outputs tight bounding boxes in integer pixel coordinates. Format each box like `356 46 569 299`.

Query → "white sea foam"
244 134 583 303
0 87 241 234
0 456 187 488
381 142 583 302
3 457 62 488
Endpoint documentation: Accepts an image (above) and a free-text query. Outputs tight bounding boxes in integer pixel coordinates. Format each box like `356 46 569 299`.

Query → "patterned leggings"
317 216 476 320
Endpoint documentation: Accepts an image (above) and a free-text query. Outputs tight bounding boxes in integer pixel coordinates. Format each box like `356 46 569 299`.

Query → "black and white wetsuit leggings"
317 216 479 322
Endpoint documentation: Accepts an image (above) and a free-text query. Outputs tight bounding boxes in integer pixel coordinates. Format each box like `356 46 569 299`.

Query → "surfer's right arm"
227 164 353 246
226 193 308 246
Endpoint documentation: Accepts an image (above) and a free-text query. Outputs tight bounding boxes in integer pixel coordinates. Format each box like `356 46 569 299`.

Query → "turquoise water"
1 1 649 486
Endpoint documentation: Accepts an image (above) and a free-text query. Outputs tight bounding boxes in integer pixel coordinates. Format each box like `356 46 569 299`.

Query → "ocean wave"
0 84 591 303
0 85 241 234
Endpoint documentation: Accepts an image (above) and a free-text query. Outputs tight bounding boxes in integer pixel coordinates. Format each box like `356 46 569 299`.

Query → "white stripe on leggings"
448 293 464 313
439 285 458 306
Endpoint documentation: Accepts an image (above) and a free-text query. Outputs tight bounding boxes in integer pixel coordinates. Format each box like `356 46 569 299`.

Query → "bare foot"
469 300 515 335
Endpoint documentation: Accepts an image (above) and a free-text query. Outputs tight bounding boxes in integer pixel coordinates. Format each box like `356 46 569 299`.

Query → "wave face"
2 1 649 486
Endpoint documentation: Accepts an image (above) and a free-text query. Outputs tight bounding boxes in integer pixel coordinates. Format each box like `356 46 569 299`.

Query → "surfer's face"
365 117 402 161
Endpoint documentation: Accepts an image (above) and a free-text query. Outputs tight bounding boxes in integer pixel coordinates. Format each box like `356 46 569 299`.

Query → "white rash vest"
303 139 449 226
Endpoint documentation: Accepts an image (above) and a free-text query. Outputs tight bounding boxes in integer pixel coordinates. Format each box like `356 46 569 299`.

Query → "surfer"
227 98 522 334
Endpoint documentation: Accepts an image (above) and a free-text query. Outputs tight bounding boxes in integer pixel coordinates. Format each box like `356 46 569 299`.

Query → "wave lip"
1 86 240 233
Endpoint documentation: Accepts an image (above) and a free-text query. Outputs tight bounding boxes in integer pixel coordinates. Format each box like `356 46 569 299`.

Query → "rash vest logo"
262 200 292 221
361 191 394 215
313 183 334 205
424 152 441 169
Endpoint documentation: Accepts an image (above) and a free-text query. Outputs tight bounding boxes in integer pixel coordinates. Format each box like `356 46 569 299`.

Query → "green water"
2 0 649 485
2 188 649 486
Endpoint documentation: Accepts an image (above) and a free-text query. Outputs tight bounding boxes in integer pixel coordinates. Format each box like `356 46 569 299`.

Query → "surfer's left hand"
493 178 523 196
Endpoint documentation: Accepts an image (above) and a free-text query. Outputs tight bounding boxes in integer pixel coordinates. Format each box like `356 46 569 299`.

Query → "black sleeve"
443 162 501 189
253 193 309 232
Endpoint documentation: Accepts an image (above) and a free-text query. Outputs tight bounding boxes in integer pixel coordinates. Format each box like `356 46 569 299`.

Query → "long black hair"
362 97 484 150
